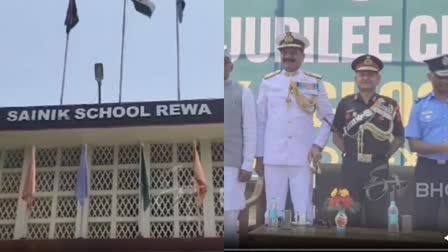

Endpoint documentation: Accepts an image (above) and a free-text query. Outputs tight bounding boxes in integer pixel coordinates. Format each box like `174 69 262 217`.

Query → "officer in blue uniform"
406 54 448 232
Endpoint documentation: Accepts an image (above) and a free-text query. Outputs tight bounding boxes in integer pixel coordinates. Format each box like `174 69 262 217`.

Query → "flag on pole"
176 0 186 23
21 146 36 210
132 0 156 19
193 142 207 207
65 0 79 34
140 146 150 211
75 144 89 205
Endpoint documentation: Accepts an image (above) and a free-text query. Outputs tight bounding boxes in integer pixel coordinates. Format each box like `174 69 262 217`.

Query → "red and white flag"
21 146 36 210
193 143 207 207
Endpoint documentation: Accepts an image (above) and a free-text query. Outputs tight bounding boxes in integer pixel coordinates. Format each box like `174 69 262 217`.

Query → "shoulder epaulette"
415 93 430 103
342 94 356 101
263 70 281 80
378 95 396 104
304 71 322 80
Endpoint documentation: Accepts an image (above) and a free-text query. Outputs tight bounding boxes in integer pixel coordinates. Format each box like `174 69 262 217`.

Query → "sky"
0 0 224 107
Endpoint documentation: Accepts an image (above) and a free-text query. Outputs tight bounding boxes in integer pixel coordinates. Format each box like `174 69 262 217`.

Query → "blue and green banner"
225 0 448 166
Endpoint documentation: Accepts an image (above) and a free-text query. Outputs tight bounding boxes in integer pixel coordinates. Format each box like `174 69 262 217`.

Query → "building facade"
0 99 224 242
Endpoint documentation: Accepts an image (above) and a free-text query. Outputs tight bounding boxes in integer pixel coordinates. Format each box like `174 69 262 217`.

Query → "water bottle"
388 200 399 233
268 197 279 228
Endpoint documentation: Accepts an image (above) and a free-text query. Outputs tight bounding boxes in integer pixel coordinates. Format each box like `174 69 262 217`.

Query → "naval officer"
255 32 334 224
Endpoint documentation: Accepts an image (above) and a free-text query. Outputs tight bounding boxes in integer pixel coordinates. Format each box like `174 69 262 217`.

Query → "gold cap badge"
283 32 294 44
364 55 373 65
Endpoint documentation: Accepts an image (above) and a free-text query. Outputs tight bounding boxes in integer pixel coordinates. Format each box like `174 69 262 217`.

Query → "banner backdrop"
225 0 448 166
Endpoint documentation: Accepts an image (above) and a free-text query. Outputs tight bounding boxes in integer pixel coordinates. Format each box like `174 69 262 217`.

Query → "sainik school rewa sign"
0 99 223 131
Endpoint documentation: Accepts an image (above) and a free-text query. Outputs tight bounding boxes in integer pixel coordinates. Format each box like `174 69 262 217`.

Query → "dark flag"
132 0 156 19
176 0 186 23
64 0 79 34
75 145 89 206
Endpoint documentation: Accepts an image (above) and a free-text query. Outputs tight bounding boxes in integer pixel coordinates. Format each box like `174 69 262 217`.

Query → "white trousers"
224 210 239 248
224 167 246 211
264 165 314 224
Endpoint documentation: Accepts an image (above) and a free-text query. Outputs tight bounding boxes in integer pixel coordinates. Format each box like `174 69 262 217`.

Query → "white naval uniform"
256 69 334 223
224 83 256 247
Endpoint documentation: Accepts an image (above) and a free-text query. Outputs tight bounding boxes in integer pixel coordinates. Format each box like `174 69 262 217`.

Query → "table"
246 225 448 249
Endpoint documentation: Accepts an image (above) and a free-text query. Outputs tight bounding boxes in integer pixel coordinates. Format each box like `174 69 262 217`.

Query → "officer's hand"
308 144 322 163
255 157 264 177
239 169 252 182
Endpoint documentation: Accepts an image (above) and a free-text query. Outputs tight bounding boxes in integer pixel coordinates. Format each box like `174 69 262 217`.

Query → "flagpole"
24 208 30 238
59 33 70 105
80 144 84 238
139 143 142 234
119 0 127 103
176 3 181 101
81 144 87 238
22 145 36 238
138 142 145 237
79 204 83 238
